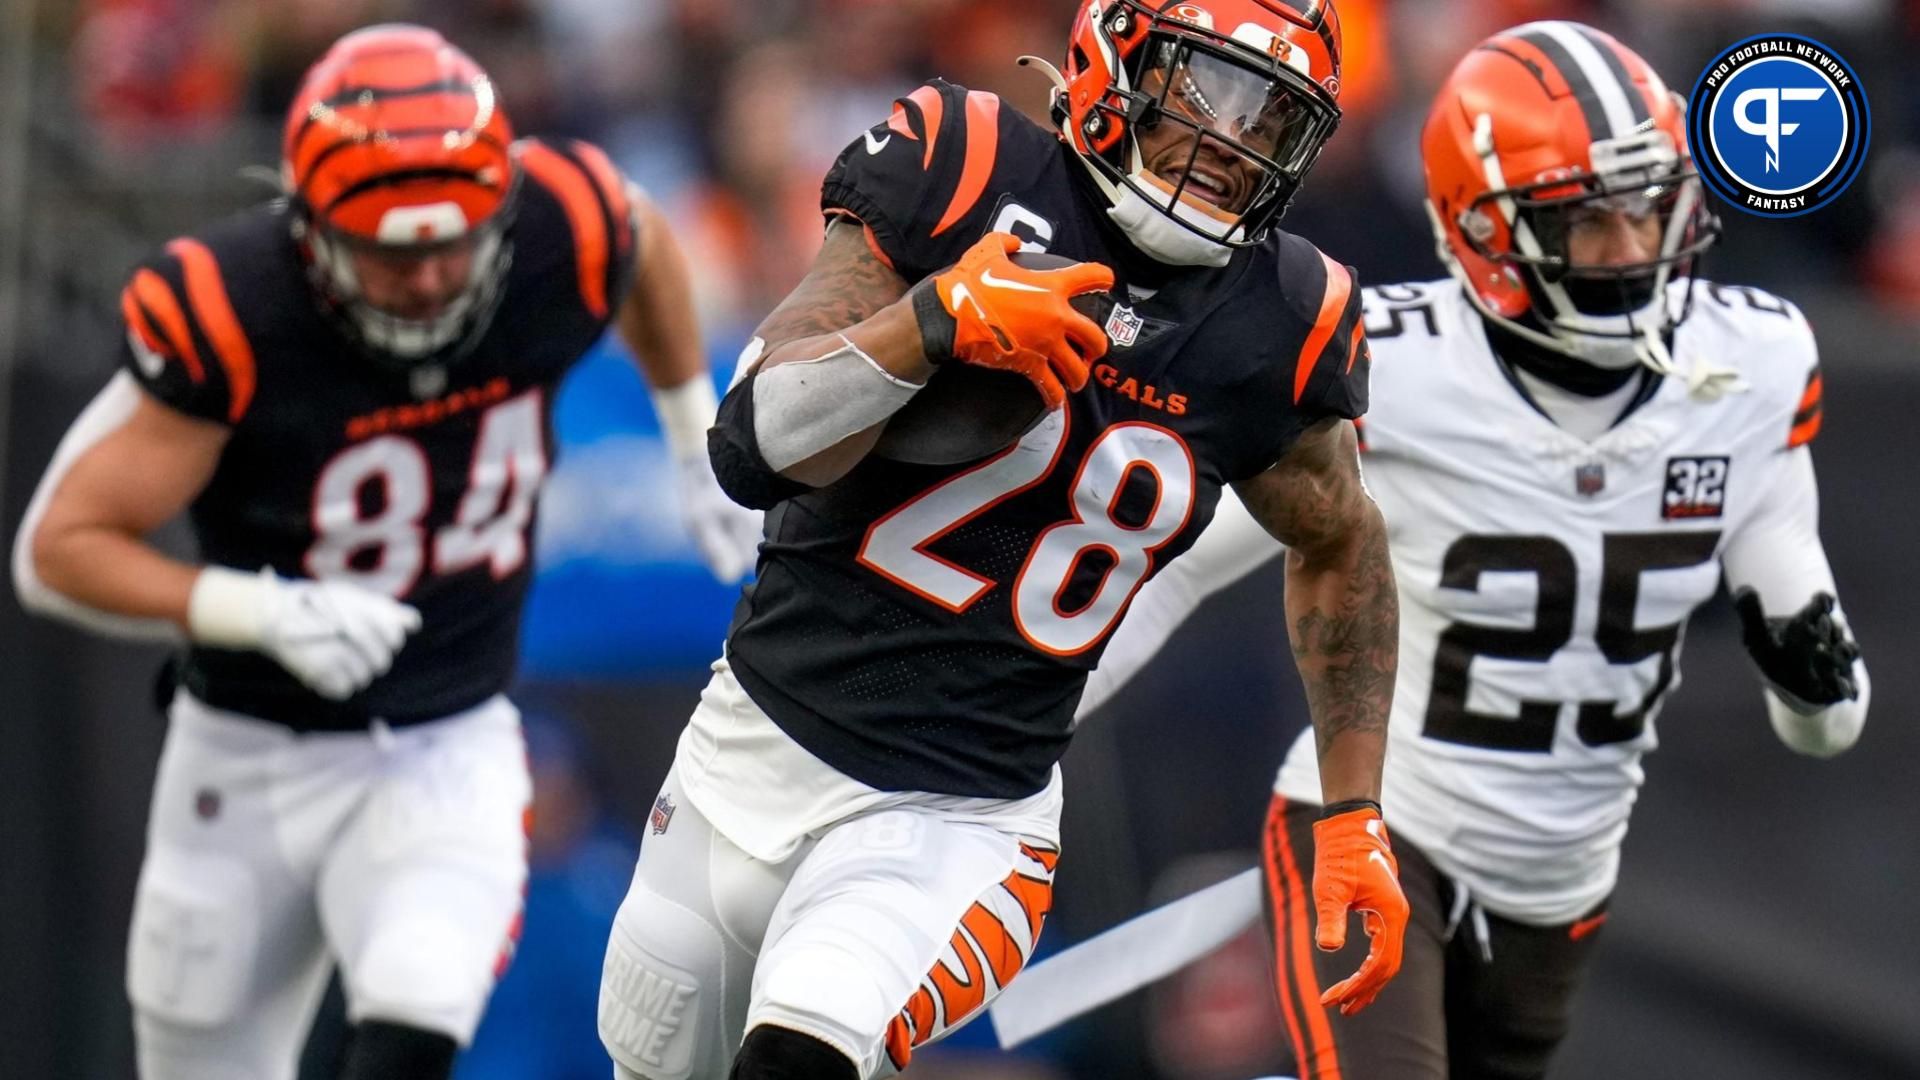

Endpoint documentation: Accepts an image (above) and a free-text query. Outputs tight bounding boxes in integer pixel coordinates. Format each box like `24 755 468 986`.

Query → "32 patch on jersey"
1663 456 1729 519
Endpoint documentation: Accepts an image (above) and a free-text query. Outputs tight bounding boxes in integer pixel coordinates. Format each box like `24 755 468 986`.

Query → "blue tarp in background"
521 335 745 678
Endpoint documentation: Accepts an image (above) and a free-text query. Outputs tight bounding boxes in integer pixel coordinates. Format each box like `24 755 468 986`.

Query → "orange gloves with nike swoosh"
1312 800 1410 1015
910 232 1114 409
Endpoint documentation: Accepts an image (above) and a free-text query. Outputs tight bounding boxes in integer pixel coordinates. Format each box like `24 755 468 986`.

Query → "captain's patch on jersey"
1663 456 1729 519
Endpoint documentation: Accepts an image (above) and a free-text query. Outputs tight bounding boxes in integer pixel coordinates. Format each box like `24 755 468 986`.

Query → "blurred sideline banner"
523 335 748 677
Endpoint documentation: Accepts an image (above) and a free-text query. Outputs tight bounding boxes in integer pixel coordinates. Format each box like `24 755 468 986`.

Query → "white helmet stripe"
1528 21 1640 139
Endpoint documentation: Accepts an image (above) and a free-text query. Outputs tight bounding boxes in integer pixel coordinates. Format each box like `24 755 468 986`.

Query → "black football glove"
1733 589 1861 709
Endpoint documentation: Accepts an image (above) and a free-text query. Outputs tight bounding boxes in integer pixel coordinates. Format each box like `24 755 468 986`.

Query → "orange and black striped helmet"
1423 22 1719 372
1047 0 1343 264
281 25 518 368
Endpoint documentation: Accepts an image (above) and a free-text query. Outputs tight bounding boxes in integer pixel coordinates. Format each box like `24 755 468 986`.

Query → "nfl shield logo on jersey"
1105 304 1144 348
1574 462 1606 497
650 793 676 835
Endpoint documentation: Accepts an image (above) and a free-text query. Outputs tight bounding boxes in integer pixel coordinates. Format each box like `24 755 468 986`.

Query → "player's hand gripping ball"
882 237 1115 465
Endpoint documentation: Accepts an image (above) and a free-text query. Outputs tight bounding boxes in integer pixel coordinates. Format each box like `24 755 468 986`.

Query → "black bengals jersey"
724 81 1370 798
118 137 637 730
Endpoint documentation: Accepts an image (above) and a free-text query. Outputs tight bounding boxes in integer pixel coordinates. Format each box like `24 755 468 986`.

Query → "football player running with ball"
12 25 755 1080
596 2 1410 1078
1077 22 1870 1080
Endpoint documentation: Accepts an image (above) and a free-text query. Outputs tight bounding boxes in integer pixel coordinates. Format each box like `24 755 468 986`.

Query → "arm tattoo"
753 220 908 351
1237 420 1398 764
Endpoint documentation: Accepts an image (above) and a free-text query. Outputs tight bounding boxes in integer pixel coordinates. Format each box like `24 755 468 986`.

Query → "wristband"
1318 798 1383 820
910 279 956 364
187 566 270 648
651 375 721 461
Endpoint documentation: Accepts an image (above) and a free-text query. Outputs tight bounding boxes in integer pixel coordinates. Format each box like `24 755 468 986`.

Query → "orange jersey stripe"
906 84 944 168
1271 801 1343 1080
1344 320 1367 374
1788 408 1823 448
887 102 918 141
932 91 1001 238
520 142 612 318
167 240 256 423
568 140 635 259
1293 253 1354 404
862 224 896 271
125 273 204 384
1796 372 1823 414
119 287 164 364
822 208 896 270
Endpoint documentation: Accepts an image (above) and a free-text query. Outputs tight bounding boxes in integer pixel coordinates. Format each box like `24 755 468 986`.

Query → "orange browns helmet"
282 24 518 369
1040 0 1343 265
1422 22 1719 375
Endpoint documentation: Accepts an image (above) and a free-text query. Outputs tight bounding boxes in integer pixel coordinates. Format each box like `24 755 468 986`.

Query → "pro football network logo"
1688 34 1869 218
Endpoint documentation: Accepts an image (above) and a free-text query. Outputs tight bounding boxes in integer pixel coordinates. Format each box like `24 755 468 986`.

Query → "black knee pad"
338 1019 457 1080
729 1024 858 1080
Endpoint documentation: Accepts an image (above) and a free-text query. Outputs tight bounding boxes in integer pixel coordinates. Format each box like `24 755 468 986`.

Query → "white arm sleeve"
1077 486 1284 720
1718 446 1869 757
10 373 184 642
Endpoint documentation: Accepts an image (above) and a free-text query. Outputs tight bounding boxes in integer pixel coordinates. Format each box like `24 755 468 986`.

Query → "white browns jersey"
1262 276 1838 923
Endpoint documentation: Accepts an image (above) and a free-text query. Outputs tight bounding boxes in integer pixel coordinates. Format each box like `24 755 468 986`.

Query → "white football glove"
677 451 763 583
188 566 423 701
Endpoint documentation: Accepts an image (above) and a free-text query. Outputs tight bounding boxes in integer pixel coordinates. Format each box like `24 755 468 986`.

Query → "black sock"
338 1019 457 1080
728 1024 859 1080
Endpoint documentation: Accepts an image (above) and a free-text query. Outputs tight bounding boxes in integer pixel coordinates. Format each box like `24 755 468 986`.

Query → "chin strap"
1022 53 1126 210
1637 325 1746 402
1018 54 1070 94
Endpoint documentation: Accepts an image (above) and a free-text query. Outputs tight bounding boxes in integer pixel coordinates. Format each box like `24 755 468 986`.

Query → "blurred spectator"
1145 855 1289 1080
72 0 248 151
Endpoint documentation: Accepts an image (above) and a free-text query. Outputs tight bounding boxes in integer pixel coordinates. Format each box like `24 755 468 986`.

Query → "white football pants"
598 767 1059 1080
127 691 531 1080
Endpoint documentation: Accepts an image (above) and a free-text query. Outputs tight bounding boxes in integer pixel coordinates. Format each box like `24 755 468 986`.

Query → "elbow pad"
709 369 813 511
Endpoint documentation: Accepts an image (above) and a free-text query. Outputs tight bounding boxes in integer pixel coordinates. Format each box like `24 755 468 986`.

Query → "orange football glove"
911 232 1113 409
1311 801 1409 1015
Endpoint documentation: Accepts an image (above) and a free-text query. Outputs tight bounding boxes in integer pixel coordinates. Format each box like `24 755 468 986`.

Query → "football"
872 250 1115 466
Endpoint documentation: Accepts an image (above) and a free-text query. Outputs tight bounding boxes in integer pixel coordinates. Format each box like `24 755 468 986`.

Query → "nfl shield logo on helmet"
1105 304 1144 348
650 793 676 835
1574 462 1606 497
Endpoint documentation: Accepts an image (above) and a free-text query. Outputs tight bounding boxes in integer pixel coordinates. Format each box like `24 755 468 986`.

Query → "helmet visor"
1130 35 1336 218
1464 165 1719 318
1513 174 1714 281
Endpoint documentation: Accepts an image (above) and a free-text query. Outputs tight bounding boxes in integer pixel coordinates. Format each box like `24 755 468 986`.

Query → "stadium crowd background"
0 1 1915 1077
